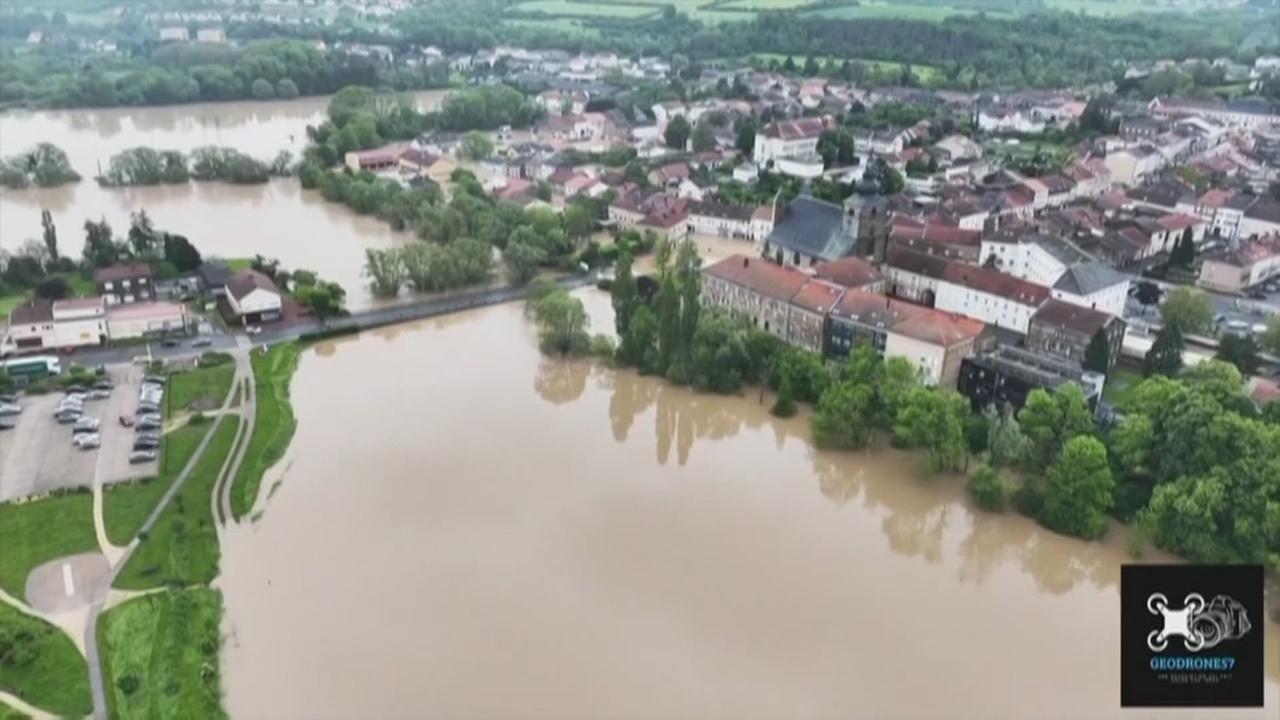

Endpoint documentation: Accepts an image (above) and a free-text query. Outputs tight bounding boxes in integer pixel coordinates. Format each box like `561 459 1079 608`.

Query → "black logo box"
1121 564 1264 708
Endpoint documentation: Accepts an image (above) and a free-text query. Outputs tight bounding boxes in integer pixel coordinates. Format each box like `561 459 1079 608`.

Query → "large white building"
1199 235 1280 293
3 297 107 353
979 237 1130 317
225 269 283 325
886 246 1051 334
752 116 833 166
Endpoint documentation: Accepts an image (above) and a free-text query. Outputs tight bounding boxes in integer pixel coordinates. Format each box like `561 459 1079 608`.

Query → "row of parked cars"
53 379 114 451
123 375 167 464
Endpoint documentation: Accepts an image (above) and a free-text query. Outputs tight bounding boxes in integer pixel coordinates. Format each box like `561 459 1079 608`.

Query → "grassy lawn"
0 491 97 600
99 588 227 720
231 343 301 521
0 602 92 718
0 703 31 720
0 293 25 320
102 421 212 546
223 258 253 272
1103 366 1145 408
166 363 235 416
517 0 659 17
114 418 240 590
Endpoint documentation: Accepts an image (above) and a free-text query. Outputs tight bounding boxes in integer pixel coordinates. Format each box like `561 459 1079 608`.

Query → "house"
1238 198 1280 240
932 134 983 165
195 27 226 43
225 270 283 325
701 255 814 346
1051 262 1130 317
686 201 759 241
1027 299 1126 371
106 301 191 341
95 262 156 305
812 256 884 294
957 345 1101 412
344 144 409 172
198 261 233 296
398 148 456 185
1198 234 1280 292
885 246 1051 334
3 298 107 353
648 162 690 188
826 290 983 388
159 26 189 42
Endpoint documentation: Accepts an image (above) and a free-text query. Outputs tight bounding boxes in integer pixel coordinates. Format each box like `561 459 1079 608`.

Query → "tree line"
97 146 291 187
0 143 80 190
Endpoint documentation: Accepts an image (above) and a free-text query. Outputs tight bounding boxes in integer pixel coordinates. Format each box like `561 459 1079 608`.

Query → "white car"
0 403 21 416
73 417 101 433
246 325 262 336
73 433 101 450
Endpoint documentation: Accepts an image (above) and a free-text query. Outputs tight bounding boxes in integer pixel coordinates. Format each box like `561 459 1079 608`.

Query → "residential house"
3 298 107 353
398 148 456 185
1198 234 1280 292
885 246 1051 334
752 116 833 165
95 262 156 305
225 269 283 325
106 301 190 341
1027 299 1126 371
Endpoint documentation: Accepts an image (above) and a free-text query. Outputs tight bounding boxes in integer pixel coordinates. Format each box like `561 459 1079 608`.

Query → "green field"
230 343 301 520
166 363 235 416
0 490 97 600
103 421 212 546
99 588 227 720
0 703 31 720
0 602 92 718
115 418 240 590
750 53 942 83
517 0 660 18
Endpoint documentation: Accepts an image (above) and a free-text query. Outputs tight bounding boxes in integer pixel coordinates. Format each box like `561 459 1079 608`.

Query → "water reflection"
534 357 592 405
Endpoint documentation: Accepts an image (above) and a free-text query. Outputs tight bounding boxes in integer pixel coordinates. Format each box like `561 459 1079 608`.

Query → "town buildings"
95 263 157 305
225 269 283 325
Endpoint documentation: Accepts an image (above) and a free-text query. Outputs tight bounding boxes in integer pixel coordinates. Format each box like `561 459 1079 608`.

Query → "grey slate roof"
1053 261 1128 296
766 195 852 261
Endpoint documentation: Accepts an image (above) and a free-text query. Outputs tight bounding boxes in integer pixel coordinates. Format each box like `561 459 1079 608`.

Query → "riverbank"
0 601 92 717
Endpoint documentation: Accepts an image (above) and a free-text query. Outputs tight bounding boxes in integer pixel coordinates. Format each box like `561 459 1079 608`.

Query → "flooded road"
219 289 1278 719
0 91 447 309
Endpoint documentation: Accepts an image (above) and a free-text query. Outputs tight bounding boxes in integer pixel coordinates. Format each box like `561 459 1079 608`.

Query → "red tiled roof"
762 116 831 141
1031 298 1114 335
831 290 982 348
941 262 1051 305
789 279 845 315
704 255 809 303
94 262 153 283
813 256 882 288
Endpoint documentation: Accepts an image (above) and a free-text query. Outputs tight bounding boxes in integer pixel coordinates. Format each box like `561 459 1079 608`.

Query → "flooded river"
0 92 447 309
219 289 1278 719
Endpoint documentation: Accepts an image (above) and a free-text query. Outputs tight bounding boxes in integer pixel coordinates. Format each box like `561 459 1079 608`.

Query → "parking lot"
0 366 159 502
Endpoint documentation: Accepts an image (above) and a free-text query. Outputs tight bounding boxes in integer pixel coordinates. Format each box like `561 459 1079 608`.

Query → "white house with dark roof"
756 195 854 268
752 116 834 165
1050 262 1130 318
225 269 282 325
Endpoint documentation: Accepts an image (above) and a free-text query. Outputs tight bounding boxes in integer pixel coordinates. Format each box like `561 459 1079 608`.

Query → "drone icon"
1147 592 1252 653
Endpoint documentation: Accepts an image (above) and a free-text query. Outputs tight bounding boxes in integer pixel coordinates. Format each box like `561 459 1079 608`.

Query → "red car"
118 414 135 427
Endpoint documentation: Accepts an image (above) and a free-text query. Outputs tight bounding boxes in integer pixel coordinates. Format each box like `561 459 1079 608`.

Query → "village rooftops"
94 262 153 283
704 254 810 302
8 301 53 325
1053 261 1128 296
761 116 832 141
812 256 882 289
689 200 756 222
831 289 983 347
1031 298 1114 336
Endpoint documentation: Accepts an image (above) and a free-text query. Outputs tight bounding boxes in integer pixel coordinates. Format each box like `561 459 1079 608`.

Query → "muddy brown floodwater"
218 288 1277 720
0 91 447 310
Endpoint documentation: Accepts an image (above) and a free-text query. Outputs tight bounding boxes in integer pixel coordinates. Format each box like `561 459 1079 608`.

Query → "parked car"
132 355 151 366
74 433 101 450
128 450 158 464
73 417 101 433
0 420 15 431
54 405 82 418
192 338 212 348
0 403 21 416
246 325 262 336
64 385 88 395
92 380 113 391
87 389 111 400
143 375 167 386
0 392 18 404
135 421 161 433
133 438 160 451
135 431 162 444
160 339 180 348
56 412 82 425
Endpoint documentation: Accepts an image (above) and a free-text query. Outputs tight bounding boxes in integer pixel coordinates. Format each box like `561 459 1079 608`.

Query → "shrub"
117 675 140 696
967 465 1008 512
1012 478 1044 518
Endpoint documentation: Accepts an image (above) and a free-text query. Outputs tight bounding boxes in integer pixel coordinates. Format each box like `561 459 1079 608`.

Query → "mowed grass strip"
0 702 31 719
0 490 97 599
231 343 301 520
0 602 92 717
103 421 212 546
114 418 240 590
166 362 235 416
99 588 227 720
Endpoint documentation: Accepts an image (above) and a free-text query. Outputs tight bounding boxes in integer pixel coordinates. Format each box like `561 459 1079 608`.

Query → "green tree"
968 465 1008 512
611 250 638 338
623 304 658 369
40 209 57 261
1084 328 1110 373
81 218 118 268
1215 333 1260 376
664 115 692 150
1159 286 1213 335
460 131 494 161
735 117 757 156
250 78 275 99
561 204 594 241
893 388 969 473
276 78 300 99
655 272 680 373
162 233 202 273
1169 228 1196 268
1017 384 1094 470
503 240 545 286
1143 324 1184 378
772 374 798 418
363 248 404 297
691 121 717 153
1041 436 1115 540
812 380 877 449
986 404 1030 469
532 289 590 355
